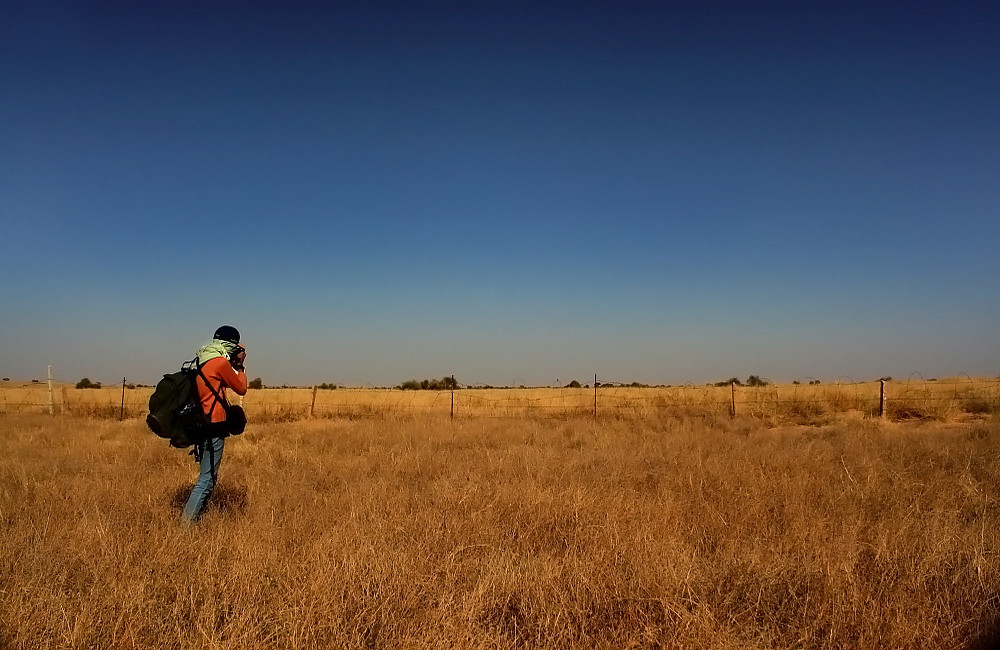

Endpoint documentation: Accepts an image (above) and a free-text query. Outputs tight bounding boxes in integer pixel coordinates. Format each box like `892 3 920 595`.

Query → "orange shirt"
196 356 248 423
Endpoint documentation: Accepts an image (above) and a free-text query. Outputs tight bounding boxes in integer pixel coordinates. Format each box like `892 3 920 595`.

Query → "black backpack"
147 358 235 448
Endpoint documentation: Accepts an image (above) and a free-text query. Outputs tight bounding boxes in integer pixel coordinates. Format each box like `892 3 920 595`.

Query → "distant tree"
566 380 582 388
2 377 8 381
75 378 102 389
248 377 263 390
715 377 742 387
792 380 801 385
401 376 458 390
746 375 768 387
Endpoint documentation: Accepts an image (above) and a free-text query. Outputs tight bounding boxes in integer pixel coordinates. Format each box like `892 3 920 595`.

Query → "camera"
229 345 246 371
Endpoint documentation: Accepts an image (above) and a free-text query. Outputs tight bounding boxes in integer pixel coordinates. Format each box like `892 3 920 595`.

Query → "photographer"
182 325 248 522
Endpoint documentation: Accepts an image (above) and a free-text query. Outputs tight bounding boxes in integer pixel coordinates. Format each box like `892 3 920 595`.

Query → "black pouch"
225 405 247 436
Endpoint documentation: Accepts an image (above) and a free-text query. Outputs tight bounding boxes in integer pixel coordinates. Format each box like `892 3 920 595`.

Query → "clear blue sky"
1 1 997 387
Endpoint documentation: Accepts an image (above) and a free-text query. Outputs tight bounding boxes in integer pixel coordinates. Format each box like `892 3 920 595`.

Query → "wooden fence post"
310 385 318 418
731 381 736 417
451 375 455 419
120 377 126 421
47 365 54 415
879 380 886 418
61 386 69 415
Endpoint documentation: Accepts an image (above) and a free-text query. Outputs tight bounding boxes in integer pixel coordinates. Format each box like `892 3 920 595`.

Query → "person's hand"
232 345 247 371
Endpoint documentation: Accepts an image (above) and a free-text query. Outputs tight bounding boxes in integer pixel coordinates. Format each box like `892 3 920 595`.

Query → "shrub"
400 377 458 391
248 378 263 390
75 378 102 389
962 399 997 415
566 380 582 388
746 375 769 387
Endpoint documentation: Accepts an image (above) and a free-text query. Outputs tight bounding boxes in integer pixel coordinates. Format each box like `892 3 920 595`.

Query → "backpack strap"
195 358 228 419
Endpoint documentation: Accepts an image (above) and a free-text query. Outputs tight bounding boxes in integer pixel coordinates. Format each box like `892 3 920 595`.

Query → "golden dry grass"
3 377 999 423
2 413 999 648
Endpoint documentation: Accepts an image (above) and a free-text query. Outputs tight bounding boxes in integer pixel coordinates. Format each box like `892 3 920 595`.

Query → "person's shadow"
970 618 1000 650
169 483 249 516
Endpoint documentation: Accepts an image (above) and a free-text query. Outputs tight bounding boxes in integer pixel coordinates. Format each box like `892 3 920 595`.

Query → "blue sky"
1 1 997 387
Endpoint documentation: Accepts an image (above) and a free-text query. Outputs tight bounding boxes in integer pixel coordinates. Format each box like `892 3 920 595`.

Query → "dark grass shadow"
169 485 191 510
168 483 249 516
969 618 1000 650
967 600 1000 650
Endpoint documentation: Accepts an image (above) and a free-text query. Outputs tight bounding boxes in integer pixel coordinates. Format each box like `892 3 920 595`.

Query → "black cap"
213 325 240 343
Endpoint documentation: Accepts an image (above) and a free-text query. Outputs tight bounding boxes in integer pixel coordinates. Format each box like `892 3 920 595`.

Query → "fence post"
310 385 318 418
879 380 886 418
47 365 54 415
120 377 126 421
594 373 598 418
451 375 455 419
731 381 736 417
61 386 69 415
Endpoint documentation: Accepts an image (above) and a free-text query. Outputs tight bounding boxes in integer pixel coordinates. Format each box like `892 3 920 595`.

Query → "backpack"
147 357 229 447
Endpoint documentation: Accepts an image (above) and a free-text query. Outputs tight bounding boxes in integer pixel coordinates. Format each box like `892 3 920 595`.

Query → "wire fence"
2 374 999 423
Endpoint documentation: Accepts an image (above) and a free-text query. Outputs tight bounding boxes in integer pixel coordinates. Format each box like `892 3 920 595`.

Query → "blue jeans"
182 436 225 521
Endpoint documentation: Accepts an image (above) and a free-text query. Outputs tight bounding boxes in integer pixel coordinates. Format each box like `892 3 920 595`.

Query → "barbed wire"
4 375 998 419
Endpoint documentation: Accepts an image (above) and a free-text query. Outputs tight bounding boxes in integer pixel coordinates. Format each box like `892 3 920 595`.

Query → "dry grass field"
2 411 999 648
3 377 998 422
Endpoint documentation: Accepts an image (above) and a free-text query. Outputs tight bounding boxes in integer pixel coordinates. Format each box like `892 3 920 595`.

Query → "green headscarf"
196 339 241 366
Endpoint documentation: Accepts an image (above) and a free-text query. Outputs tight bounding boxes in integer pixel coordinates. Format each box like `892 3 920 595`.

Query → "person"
182 325 248 522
